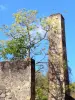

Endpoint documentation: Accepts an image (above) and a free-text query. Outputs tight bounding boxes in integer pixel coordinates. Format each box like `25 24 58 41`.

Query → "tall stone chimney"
48 13 69 100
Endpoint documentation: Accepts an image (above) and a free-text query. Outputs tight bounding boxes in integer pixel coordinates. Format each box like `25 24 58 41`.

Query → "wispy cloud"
0 5 7 11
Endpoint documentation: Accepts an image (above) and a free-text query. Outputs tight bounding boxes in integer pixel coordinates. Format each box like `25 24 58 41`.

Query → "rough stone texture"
0 58 35 100
48 14 69 100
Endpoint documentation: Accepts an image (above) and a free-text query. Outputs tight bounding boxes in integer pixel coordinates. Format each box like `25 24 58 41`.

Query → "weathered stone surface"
0 98 5 100
48 14 69 100
0 93 6 98
0 90 2 95
0 58 35 100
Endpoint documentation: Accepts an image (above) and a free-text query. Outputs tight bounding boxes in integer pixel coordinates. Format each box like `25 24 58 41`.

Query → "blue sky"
0 0 75 82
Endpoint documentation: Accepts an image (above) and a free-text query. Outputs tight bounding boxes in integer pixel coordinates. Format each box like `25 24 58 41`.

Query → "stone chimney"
48 13 69 100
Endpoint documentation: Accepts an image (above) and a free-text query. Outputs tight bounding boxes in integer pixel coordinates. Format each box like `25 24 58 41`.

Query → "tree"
0 9 48 62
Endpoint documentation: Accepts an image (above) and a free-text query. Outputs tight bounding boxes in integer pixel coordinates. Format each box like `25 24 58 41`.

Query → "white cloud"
36 26 46 36
0 5 7 11
30 25 46 38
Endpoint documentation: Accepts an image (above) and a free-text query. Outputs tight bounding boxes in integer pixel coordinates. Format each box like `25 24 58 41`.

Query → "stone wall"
0 58 35 100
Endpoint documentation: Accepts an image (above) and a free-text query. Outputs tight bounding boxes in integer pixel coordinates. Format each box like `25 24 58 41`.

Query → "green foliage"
36 88 47 100
69 83 75 92
0 9 44 60
35 71 48 100
4 37 28 59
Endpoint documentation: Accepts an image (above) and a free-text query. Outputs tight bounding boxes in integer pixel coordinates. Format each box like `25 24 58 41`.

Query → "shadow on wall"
66 94 75 100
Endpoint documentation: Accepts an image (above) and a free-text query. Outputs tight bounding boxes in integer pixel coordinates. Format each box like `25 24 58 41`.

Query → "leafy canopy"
0 9 46 60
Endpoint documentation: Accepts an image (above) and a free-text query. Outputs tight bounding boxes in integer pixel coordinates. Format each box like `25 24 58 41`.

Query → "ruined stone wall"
0 58 35 100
